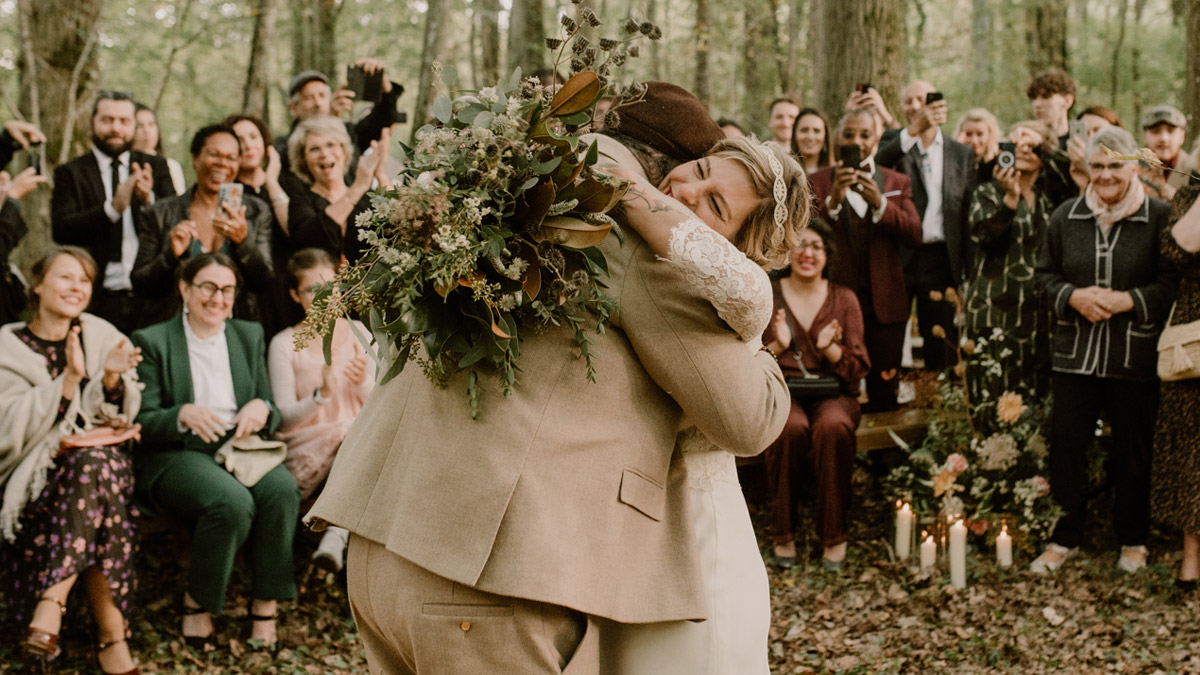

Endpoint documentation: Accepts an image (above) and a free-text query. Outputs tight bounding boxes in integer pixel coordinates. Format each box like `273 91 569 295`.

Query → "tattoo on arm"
622 188 675 214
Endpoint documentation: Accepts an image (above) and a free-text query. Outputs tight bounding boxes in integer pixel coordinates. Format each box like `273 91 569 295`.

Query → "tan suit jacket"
308 149 789 625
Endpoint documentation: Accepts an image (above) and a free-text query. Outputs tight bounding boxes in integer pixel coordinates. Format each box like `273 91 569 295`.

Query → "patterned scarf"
1085 177 1146 229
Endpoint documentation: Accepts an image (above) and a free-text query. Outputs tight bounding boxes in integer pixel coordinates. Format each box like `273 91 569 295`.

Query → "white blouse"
182 317 239 429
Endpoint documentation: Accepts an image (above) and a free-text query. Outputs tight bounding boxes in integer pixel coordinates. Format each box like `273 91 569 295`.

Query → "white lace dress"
605 219 773 675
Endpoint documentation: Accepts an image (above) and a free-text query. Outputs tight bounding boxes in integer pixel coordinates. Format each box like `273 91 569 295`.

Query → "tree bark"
16 0 102 264
1129 0 1148 128
244 0 280 119
477 0 501 85
1110 0 1128 107
411 0 450 145
1185 0 1199 144
971 0 993 95
739 0 784 134
507 0 545 78
782 0 803 95
693 0 712 108
316 0 340 79
811 0 907 128
1026 0 1068 77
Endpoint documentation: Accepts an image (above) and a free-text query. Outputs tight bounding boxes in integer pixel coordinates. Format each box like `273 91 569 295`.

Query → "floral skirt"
1 445 139 628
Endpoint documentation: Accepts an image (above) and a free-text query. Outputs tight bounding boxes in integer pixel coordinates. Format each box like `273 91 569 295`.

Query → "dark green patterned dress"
1151 184 1200 534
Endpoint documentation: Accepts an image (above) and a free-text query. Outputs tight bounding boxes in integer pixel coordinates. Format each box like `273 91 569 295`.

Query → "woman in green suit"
131 252 298 652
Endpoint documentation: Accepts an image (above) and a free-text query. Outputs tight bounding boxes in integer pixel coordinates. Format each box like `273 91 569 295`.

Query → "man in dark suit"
810 109 923 412
877 80 976 373
52 91 177 335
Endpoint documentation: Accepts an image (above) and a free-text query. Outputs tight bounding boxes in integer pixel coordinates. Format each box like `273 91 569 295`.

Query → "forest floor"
2 453 1199 674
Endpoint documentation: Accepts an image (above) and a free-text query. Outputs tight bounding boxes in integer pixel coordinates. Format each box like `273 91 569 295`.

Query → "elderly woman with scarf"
1032 126 1176 575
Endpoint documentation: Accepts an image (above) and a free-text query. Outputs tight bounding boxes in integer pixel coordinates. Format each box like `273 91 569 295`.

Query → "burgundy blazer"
808 165 922 325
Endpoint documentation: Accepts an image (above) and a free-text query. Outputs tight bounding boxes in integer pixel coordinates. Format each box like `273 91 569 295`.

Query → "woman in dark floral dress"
964 121 1073 401
1152 183 1200 590
0 246 143 674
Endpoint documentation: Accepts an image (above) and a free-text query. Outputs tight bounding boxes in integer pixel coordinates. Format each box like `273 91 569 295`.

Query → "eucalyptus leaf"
474 111 495 128
432 96 452 124
442 64 458 87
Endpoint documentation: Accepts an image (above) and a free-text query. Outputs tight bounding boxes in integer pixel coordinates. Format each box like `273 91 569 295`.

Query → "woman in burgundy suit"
808 108 922 412
761 220 871 570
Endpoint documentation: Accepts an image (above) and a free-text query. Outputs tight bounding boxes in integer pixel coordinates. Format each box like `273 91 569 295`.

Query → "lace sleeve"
663 218 772 341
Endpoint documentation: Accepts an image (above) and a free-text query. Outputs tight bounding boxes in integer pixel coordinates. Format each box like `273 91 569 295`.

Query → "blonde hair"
288 116 354 185
707 136 811 271
954 108 1002 163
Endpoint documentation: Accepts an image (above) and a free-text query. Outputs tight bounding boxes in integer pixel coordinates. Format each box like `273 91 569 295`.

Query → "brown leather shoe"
21 595 66 659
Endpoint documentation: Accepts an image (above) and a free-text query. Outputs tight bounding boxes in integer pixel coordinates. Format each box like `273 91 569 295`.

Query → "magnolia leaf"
550 156 586 190
570 176 630 213
532 156 564 175
559 111 592 126
520 243 543 297
584 140 599 167
434 280 452 297
432 96 452 124
535 216 612 248
548 71 601 117
491 319 512 339
514 180 556 228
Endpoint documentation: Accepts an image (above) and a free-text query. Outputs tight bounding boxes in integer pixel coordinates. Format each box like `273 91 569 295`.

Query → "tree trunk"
1186 0 1200 145
411 0 450 144
291 0 339 79
244 0 280 119
291 0 315 74
1110 0 1127 107
971 0 993 95
739 0 784 134
1129 0 1148 128
507 0 545 78
781 0 803 96
477 0 501 85
693 0 712 108
811 0 907 128
16 0 102 266
1026 0 1068 76
316 0 340 79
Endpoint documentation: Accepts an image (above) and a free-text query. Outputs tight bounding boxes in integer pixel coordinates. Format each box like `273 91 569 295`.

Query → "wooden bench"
735 408 933 467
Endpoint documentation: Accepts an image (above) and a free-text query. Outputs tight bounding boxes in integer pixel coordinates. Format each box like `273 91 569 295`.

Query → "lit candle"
996 522 1012 568
920 530 936 570
895 501 913 561
949 518 967 589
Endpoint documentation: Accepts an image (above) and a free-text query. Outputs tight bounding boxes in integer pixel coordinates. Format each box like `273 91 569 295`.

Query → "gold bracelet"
759 344 778 358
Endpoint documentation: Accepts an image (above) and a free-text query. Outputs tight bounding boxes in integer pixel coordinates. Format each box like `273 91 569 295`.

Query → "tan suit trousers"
347 535 599 674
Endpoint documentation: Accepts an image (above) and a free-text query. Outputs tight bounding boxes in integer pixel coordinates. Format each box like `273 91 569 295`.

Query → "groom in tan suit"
308 102 790 675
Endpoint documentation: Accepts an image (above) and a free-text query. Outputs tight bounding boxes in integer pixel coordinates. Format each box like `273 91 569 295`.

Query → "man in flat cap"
274 59 405 177
1141 104 1197 201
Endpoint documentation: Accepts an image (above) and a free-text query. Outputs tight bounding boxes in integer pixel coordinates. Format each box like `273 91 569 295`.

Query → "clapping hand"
345 352 369 386
232 399 270 440
816 319 843 351
132 162 154 204
373 128 393 190
63 326 87 393
768 309 791 354
102 339 142 388
265 146 282 184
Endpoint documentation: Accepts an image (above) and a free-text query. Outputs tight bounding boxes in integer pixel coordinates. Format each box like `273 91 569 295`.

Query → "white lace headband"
763 145 788 234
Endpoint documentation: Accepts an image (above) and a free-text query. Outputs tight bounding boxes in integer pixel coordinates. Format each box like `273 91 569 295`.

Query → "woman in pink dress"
267 248 373 571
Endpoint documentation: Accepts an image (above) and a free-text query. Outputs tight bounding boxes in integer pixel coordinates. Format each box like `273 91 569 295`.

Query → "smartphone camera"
996 142 1017 170
856 83 872 94
29 142 43 175
925 91 944 105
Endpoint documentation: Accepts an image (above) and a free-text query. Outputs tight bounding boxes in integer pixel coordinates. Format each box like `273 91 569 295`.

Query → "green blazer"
131 316 279 492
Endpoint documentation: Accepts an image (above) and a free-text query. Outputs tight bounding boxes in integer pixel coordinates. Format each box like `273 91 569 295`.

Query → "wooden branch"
59 29 100 166
0 79 25 121
153 0 195 112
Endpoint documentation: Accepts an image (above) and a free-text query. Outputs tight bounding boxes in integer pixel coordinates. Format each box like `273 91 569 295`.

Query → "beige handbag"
1157 303 1200 381
214 436 287 487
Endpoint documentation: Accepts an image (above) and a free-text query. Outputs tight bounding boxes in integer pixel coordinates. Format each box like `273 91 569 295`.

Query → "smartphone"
346 65 384 104
856 83 873 94
1069 119 1088 141
28 142 42 175
925 91 944 105
218 182 243 209
838 144 862 170
996 142 1017 170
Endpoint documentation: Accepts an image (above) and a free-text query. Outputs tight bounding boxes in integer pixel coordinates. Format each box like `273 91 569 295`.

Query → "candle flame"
897 499 902 508
955 519 964 527
1001 523 1008 535
901 502 911 513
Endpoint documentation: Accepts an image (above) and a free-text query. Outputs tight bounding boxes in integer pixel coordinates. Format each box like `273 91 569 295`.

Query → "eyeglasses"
796 241 826 253
191 281 238 300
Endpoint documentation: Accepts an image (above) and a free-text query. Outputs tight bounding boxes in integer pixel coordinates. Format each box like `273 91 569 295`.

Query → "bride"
593 128 809 673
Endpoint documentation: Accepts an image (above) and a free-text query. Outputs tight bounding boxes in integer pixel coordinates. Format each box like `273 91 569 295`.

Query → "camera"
347 64 384 104
924 91 944 105
996 142 1017 170
29 142 42 175
856 83 872 94
1068 119 1087 141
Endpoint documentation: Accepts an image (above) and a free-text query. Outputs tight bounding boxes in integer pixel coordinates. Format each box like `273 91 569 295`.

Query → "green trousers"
149 450 300 615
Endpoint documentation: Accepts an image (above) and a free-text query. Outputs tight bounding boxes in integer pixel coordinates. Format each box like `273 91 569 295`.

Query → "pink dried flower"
946 453 969 474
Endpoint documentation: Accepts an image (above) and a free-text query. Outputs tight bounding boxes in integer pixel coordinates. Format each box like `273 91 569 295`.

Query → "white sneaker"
312 526 349 573
1117 545 1148 573
1029 543 1078 575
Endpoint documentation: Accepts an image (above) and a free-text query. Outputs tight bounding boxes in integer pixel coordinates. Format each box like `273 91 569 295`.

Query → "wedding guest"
809 109 922 412
761 220 870 570
790 107 833 174
132 252 297 652
716 117 746 138
1 167 47 323
954 108 1002 185
1078 105 1122 135
268 248 373 572
132 103 186 194
965 121 1073 400
766 97 801 152
1140 105 1195 202
1027 68 1076 149
224 113 301 339
878 80 977 376
51 90 176 336
287 116 391 264
0 246 142 674
1032 126 1176 575
1151 184 1200 591
131 124 274 325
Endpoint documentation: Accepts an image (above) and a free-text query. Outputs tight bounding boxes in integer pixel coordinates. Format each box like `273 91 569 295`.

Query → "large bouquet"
886 320 1063 551
300 12 661 418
